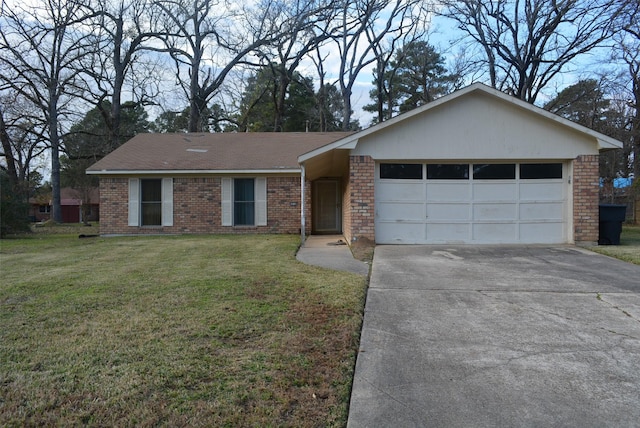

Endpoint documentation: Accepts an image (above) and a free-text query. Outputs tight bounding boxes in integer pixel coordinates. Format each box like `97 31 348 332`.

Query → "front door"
313 179 341 234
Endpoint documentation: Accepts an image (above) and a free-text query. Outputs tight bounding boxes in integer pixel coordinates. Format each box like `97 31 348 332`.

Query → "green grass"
591 224 640 265
0 233 368 427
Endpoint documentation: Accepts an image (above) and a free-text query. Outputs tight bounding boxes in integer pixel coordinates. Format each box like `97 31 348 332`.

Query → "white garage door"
375 162 567 244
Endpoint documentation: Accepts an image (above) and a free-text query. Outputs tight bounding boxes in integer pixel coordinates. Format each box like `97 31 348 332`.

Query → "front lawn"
592 224 640 265
0 234 367 426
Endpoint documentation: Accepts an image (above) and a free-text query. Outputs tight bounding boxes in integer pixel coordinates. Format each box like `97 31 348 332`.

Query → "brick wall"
346 155 375 242
303 179 312 235
98 175 304 235
342 174 352 241
573 154 599 244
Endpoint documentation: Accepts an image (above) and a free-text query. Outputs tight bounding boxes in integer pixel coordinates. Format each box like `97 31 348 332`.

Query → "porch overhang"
299 148 351 181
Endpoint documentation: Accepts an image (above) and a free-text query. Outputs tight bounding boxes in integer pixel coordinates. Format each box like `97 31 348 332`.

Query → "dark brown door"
313 180 341 234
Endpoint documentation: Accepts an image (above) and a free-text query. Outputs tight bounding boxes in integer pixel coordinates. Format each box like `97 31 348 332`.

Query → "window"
39 205 51 213
427 164 469 180
141 179 162 225
234 178 255 226
221 178 267 227
520 163 562 179
128 178 173 227
473 164 516 180
380 163 423 179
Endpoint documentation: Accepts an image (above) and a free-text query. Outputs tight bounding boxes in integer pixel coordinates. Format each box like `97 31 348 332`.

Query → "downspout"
300 163 306 244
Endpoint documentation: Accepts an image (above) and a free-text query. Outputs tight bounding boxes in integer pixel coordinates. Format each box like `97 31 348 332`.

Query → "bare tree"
330 0 431 130
0 96 49 192
79 0 164 150
249 0 338 131
152 0 293 132
616 0 640 182
439 0 620 103
0 0 95 222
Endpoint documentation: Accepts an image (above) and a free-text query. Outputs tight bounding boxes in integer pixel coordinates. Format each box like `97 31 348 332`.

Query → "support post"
300 163 306 244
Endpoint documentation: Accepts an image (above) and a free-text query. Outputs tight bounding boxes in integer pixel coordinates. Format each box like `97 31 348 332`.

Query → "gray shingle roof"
87 132 354 174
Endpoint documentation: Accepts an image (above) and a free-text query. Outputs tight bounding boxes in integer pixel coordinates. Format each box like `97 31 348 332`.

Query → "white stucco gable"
298 83 622 163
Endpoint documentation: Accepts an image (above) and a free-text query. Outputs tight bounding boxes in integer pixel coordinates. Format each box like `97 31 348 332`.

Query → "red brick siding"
346 155 375 242
303 179 312 235
99 178 128 234
98 176 304 235
573 155 599 244
342 174 352 241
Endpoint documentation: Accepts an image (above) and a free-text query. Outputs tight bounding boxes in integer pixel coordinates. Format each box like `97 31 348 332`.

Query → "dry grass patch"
592 224 640 265
349 237 375 263
0 234 367 427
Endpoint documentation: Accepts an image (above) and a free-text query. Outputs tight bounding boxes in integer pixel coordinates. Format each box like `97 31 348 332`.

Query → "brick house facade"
99 176 311 236
89 84 622 245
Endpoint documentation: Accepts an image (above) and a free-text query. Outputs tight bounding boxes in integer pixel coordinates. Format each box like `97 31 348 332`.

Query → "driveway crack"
476 290 578 323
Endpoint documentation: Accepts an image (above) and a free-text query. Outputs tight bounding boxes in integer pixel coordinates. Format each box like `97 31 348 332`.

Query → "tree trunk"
50 134 62 223
111 16 124 149
341 83 352 131
273 71 289 132
633 75 640 182
0 107 19 189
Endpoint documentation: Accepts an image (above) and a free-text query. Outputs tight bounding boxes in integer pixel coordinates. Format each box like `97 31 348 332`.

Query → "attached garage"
375 162 567 244
299 83 624 246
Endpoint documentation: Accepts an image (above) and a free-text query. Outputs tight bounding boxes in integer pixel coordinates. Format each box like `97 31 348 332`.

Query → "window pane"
473 164 516 180
141 203 162 225
234 178 254 202
427 164 469 180
380 163 423 179
141 179 162 225
234 178 255 225
520 163 562 179
141 179 162 202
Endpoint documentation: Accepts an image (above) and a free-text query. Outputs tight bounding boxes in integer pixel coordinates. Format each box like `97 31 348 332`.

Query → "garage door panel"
427 183 470 201
428 203 470 220
473 223 517 242
473 183 517 201
519 202 563 220
520 182 564 200
519 222 564 243
376 222 426 244
377 182 424 201
426 223 470 242
473 203 517 220
377 202 424 221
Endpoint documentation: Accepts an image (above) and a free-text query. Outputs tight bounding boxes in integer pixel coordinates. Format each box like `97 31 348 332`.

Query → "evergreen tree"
545 79 633 202
233 67 318 132
364 41 458 122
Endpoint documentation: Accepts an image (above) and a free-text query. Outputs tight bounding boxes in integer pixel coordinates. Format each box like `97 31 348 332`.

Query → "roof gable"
87 132 353 175
299 83 622 163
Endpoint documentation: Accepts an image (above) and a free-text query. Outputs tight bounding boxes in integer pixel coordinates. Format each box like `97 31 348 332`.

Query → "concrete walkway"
296 235 370 276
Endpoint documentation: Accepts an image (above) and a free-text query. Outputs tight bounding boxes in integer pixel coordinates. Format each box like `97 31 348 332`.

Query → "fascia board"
298 138 359 163
86 168 302 175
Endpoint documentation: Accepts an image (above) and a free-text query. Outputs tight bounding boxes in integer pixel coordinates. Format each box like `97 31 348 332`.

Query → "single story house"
29 187 100 223
87 83 623 245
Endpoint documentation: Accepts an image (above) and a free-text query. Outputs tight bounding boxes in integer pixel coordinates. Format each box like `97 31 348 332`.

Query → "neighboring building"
87 84 623 245
29 187 100 223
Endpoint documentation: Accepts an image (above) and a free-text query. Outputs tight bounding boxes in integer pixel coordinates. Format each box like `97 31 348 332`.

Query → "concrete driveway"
348 245 640 427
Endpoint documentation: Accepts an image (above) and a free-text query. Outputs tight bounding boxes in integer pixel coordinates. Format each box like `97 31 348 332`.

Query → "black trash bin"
598 204 627 245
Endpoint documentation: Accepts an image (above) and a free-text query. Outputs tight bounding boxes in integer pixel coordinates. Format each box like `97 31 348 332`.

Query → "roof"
29 187 100 205
299 83 623 163
87 132 354 175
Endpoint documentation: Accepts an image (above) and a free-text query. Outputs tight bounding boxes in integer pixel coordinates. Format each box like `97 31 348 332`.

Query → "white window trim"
128 178 173 227
221 177 267 227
